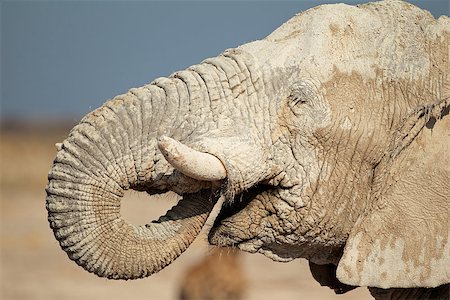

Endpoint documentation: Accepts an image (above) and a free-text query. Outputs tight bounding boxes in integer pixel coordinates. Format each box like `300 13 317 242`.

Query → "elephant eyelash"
289 94 308 109
288 80 318 110
291 95 307 106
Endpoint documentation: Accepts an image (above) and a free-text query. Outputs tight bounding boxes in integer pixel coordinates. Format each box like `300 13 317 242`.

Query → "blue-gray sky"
1 0 449 121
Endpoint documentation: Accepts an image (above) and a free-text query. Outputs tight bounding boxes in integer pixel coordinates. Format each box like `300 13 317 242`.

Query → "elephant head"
46 0 450 291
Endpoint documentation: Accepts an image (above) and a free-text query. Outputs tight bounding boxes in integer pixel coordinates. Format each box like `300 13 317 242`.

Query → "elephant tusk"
158 136 227 181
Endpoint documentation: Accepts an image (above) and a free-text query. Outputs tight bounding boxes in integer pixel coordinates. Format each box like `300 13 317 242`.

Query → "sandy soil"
0 126 372 300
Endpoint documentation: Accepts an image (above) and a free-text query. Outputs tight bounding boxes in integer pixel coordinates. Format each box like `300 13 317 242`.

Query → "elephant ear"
337 100 450 289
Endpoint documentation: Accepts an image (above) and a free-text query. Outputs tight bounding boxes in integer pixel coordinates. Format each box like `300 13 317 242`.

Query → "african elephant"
46 0 449 299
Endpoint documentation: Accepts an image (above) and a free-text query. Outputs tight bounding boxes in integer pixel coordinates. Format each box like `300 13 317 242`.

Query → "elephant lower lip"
213 186 266 223
208 184 273 244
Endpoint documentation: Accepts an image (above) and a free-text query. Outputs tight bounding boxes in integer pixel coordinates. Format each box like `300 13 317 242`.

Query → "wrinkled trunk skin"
46 49 272 279
46 83 213 280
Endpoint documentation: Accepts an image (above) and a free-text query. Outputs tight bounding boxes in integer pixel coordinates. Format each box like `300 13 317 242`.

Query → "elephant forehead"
240 1 438 84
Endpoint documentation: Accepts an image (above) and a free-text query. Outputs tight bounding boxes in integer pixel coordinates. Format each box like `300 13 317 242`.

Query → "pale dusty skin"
45 1 450 299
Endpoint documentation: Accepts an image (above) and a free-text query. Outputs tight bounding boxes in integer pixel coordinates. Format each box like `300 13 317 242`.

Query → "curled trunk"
46 84 213 279
46 50 271 279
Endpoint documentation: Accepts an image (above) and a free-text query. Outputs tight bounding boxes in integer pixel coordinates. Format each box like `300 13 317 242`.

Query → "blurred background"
1 1 448 299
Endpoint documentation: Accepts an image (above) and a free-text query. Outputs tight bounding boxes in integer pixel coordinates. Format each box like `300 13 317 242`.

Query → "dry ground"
0 123 371 300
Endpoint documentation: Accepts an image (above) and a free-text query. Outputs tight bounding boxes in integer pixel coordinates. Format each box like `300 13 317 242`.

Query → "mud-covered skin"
209 0 449 295
46 0 449 298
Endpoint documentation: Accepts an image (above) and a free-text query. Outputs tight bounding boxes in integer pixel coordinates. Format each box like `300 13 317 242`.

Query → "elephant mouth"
208 184 274 247
213 185 266 223
208 184 303 263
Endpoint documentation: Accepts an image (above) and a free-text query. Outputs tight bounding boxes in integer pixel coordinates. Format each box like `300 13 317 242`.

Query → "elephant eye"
288 80 317 112
290 93 308 107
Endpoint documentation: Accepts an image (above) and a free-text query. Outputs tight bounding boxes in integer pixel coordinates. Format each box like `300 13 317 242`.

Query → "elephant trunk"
46 49 274 279
46 82 214 280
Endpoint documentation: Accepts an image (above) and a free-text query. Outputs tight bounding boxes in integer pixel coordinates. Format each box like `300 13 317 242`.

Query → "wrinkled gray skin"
47 1 449 299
